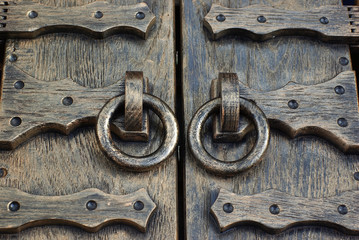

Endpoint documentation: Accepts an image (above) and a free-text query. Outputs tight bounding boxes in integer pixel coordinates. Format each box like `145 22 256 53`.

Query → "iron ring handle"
188 97 270 176
96 93 179 172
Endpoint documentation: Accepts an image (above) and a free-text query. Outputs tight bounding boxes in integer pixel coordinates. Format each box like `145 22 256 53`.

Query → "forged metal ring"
96 93 179 172
188 97 270 176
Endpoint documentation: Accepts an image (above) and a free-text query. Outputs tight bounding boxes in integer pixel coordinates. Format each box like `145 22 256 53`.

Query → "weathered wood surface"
204 4 359 42
212 188 359 233
0 0 177 239
182 0 359 239
0 1 155 39
0 187 156 233
212 71 359 153
0 67 144 150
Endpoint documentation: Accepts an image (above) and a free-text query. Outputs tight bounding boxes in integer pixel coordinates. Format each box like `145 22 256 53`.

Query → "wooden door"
181 0 359 239
0 0 177 239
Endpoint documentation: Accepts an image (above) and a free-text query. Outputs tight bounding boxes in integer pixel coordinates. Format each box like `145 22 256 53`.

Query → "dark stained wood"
204 4 359 43
0 0 177 239
212 188 359 234
181 0 359 239
0 187 156 233
0 1 155 39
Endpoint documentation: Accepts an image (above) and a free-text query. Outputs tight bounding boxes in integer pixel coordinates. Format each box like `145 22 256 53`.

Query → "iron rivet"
320 16 329 24
94 11 103 19
28 11 38 19
269 204 280 214
62 97 73 106
354 172 359 181
257 16 266 23
9 54 17 62
8 201 20 212
134 201 144 211
86 200 97 210
338 205 348 215
337 118 348 127
135 12 145 20
223 203 234 213
14 81 24 89
334 85 345 95
339 57 349 66
216 14 226 22
288 100 299 109
10 117 21 127
0 168 7 178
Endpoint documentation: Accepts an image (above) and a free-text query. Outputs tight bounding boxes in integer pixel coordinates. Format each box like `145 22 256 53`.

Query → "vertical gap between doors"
174 2 185 240
342 0 359 5
349 46 359 106
0 39 5 98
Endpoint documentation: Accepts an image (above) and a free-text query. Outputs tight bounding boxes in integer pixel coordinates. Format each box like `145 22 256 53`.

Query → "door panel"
0 0 177 239
181 0 359 239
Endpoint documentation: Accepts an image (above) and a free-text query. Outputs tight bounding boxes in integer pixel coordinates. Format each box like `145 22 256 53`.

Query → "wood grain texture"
0 1 155 39
204 4 359 42
213 71 359 153
212 188 359 234
0 0 177 239
0 66 143 150
0 187 156 233
181 0 359 239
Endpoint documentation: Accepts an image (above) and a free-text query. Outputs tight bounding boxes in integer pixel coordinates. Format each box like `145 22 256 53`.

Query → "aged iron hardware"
96 93 179 172
210 74 254 142
0 68 179 171
0 68 147 149
211 188 359 234
212 71 359 153
0 1 155 39
204 4 359 42
0 187 156 233
123 71 150 142
188 74 270 176
189 71 359 175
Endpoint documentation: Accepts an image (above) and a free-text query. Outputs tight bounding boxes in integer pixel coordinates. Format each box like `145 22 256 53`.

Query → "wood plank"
204 4 359 42
0 0 177 239
182 0 359 239
211 72 359 153
0 2 156 39
0 187 156 233
212 188 359 233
